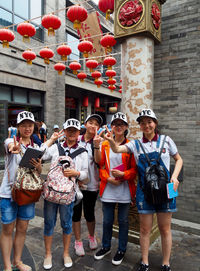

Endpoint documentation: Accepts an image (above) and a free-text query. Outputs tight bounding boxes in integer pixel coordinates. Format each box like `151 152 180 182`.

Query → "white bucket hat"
63 118 81 130
136 109 157 123
111 112 128 125
17 111 35 124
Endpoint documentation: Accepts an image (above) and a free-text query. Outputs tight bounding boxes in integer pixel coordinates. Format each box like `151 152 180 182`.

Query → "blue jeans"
44 200 74 236
0 198 35 224
102 202 130 252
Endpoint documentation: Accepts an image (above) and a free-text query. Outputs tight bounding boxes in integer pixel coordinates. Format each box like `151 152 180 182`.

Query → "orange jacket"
99 139 137 200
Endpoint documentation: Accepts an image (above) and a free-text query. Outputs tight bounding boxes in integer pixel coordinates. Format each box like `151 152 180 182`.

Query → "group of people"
0 109 183 271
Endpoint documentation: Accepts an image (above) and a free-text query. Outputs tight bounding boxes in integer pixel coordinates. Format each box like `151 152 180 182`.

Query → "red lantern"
67 5 88 30
0 28 15 48
69 61 81 75
95 97 100 108
42 14 61 36
17 22 36 42
98 0 114 20
119 89 122 93
95 79 103 88
113 102 118 108
108 85 116 91
107 78 116 85
54 63 66 75
39 47 54 64
119 85 122 89
57 44 72 61
100 34 116 53
120 79 122 83
82 96 89 107
86 60 98 73
103 56 116 70
91 71 101 82
22 49 36 65
105 69 116 79
78 40 93 58
77 72 87 82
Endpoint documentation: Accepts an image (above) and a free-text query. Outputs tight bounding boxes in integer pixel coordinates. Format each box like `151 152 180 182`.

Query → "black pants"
72 190 99 222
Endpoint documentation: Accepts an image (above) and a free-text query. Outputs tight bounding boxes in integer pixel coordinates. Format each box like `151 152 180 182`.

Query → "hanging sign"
77 12 106 63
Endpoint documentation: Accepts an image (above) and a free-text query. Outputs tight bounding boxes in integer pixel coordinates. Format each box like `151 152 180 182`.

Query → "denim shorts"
0 198 35 224
44 200 74 236
136 186 177 214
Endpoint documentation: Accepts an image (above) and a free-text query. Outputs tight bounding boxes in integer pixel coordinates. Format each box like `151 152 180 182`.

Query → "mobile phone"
97 127 106 135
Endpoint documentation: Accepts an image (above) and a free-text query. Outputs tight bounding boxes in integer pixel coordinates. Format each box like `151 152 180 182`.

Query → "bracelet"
94 147 100 149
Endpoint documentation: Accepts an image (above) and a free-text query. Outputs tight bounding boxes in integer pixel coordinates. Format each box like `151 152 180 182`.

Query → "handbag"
12 166 44 206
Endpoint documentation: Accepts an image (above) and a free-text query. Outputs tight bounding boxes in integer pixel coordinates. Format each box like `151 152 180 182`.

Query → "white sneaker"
88 235 98 250
74 240 85 256
43 257 52 269
64 256 72 268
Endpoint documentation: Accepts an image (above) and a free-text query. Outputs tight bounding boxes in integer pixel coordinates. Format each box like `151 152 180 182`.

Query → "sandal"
15 261 32 271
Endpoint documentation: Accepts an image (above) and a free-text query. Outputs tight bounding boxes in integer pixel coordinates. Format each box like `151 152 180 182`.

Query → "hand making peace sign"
8 136 22 154
93 127 104 148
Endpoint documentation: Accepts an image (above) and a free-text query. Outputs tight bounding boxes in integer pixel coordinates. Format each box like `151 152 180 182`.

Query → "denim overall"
135 136 177 214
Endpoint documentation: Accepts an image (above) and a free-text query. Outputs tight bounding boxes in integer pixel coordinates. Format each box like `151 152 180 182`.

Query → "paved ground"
0 196 200 271
0 165 200 271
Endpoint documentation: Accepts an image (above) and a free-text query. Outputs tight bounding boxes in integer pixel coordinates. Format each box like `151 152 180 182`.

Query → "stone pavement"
0 196 200 271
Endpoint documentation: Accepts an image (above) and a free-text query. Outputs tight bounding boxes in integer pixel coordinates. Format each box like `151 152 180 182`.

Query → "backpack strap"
137 140 151 166
56 143 66 156
135 139 140 153
157 135 167 163
68 148 87 160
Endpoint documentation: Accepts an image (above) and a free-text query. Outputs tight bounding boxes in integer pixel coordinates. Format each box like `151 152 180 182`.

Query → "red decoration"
54 63 66 75
82 96 89 107
119 89 122 93
42 14 61 36
69 61 81 75
113 102 118 108
57 44 72 61
120 79 122 82
103 56 116 70
105 69 116 79
152 3 161 30
22 49 36 65
78 40 93 58
39 47 54 64
86 60 98 73
95 97 100 108
98 0 114 20
17 22 36 42
77 72 87 82
67 5 88 30
107 78 116 85
120 85 122 89
91 71 101 82
119 0 143 27
0 28 15 48
95 79 103 88
100 34 116 53
108 85 116 91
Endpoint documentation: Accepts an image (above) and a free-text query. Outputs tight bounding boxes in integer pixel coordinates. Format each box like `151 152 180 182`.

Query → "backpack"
136 136 169 205
43 144 87 205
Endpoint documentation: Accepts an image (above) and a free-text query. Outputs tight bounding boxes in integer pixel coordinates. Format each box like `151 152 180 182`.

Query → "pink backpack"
43 156 76 205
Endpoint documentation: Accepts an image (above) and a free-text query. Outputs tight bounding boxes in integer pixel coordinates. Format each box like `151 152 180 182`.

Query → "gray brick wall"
154 0 200 223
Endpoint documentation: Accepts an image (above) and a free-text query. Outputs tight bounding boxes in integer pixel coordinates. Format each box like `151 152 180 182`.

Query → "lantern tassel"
23 35 30 43
2 40 9 48
61 55 68 61
58 71 62 75
48 27 55 36
27 59 32 65
73 20 81 30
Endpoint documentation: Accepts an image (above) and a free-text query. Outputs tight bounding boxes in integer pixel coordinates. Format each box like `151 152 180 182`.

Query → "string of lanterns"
0 1 122 94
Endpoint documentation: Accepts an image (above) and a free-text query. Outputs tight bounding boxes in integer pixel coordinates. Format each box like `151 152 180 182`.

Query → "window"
0 0 44 41
66 33 80 61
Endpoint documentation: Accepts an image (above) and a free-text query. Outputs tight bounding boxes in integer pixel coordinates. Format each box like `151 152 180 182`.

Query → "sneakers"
64 256 72 268
74 240 85 256
43 257 52 269
112 251 125 265
94 247 111 260
161 265 171 271
137 262 149 271
88 235 98 250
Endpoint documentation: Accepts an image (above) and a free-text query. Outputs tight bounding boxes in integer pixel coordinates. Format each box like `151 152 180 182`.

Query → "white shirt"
0 139 40 198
